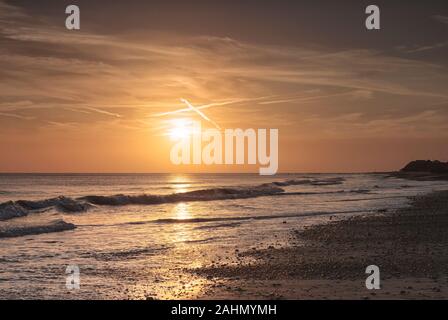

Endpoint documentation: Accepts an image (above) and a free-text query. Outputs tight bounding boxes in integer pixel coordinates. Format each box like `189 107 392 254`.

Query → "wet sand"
190 190 448 299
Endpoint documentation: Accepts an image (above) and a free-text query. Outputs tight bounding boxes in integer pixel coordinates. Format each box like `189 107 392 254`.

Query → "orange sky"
0 0 447 173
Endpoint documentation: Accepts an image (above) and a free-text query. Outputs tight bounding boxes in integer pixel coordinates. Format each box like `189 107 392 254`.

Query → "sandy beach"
190 189 448 299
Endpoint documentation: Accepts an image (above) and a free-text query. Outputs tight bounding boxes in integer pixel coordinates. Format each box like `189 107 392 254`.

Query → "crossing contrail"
180 98 221 130
154 95 275 117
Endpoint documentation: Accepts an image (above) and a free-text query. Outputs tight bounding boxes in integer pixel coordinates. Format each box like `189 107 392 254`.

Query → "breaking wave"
0 177 347 221
0 219 76 238
269 177 345 186
151 208 375 224
79 184 284 206
0 202 29 221
0 196 92 221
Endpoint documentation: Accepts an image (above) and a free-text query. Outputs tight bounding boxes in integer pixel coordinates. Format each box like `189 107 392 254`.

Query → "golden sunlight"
169 119 193 141
170 174 191 193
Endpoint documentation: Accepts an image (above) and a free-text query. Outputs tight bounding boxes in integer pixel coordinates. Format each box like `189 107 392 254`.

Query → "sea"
1 173 447 299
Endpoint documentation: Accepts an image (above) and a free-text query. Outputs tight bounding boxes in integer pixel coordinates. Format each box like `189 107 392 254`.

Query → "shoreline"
190 190 448 299
389 171 448 181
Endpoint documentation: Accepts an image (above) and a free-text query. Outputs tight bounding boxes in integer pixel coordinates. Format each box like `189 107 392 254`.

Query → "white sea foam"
0 219 76 238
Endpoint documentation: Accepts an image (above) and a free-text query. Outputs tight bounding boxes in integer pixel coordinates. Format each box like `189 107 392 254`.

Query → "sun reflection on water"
170 174 191 193
173 202 190 220
171 202 192 244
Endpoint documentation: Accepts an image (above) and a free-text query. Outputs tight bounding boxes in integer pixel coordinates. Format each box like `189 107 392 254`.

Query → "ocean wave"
79 184 284 206
0 219 76 238
0 177 346 221
79 177 345 207
327 195 407 202
276 189 371 197
194 222 243 230
83 246 171 261
152 209 372 224
0 196 92 221
269 177 345 187
0 201 29 221
182 236 232 244
17 197 92 212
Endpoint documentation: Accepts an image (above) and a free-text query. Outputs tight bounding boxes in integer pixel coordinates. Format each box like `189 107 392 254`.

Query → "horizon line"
0 171 394 175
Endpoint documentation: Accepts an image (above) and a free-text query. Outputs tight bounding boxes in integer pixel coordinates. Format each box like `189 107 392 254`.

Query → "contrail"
180 98 221 130
154 95 275 117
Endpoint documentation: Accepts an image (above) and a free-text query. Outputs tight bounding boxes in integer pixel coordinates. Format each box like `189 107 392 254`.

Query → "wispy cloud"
0 0 447 139
406 41 448 53
0 112 33 120
433 15 448 24
258 90 372 105
83 107 122 118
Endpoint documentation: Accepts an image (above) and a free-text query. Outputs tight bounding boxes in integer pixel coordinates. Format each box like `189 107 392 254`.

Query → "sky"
0 0 447 173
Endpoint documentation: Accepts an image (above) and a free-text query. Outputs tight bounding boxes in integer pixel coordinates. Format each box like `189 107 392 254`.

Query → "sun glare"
169 119 192 141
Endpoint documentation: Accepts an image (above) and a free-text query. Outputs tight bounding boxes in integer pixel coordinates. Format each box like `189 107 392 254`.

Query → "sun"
169 119 192 141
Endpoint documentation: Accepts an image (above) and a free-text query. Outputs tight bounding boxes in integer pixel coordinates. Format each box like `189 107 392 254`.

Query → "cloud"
83 107 122 118
406 41 448 53
433 15 448 24
0 112 33 120
257 90 373 105
0 0 447 139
